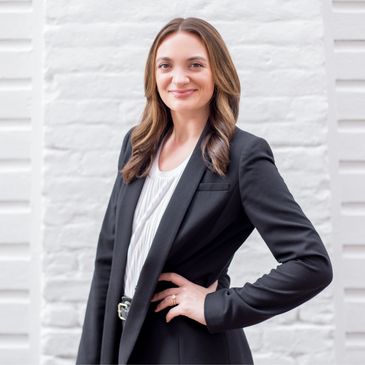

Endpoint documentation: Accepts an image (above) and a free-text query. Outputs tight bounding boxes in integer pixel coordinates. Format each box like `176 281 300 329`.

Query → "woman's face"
155 31 215 116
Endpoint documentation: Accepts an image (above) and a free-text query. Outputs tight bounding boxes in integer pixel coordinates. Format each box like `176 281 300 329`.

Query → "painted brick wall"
41 1 334 364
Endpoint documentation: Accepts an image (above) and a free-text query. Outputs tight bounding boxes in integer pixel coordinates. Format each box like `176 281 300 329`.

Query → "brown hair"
121 17 240 184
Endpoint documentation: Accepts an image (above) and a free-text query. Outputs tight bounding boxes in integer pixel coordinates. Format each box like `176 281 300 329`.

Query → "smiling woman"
76 17 333 365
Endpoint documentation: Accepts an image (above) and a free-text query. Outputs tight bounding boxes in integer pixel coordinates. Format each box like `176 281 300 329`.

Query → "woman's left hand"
150 272 218 326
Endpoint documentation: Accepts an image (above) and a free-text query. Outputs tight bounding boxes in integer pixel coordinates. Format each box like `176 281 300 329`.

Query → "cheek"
201 82 215 98
156 75 169 89
197 75 214 92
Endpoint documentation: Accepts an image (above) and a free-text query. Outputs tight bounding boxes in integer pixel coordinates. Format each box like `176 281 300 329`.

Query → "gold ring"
171 294 177 306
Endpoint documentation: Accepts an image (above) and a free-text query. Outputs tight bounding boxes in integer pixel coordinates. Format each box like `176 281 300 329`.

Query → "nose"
171 67 189 86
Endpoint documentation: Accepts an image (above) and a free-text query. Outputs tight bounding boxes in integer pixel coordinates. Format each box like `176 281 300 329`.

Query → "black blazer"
76 121 333 364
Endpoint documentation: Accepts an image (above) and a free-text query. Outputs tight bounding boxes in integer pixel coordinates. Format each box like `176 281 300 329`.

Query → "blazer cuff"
204 288 230 334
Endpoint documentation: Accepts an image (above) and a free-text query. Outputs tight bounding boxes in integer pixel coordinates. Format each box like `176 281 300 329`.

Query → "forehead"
156 32 208 60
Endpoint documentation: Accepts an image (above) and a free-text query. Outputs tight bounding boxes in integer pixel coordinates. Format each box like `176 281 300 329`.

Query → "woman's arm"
76 127 133 364
204 137 333 334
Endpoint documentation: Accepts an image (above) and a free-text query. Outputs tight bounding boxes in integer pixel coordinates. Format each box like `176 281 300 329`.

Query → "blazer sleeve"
217 259 232 290
76 127 133 364
204 137 333 334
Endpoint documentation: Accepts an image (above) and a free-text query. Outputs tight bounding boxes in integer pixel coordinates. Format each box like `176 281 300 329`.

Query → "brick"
262 325 333 354
42 355 76 365
43 303 79 327
44 24 153 48
297 349 336 365
46 47 146 73
299 297 334 324
42 330 81 357
44 279 90 302
47 73 142 100
43 252 78 276
44 222 100 251
253 353 295 365
44 100 121 125
43 176 114 204
240 69 326 97
233 45 325 70
77 252 95 274
221 20 324 45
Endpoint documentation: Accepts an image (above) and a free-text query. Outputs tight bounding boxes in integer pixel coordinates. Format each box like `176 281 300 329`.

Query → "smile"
169 89 197 98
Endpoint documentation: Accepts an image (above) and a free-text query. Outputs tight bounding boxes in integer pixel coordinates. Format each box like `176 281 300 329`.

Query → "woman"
76 17 333 365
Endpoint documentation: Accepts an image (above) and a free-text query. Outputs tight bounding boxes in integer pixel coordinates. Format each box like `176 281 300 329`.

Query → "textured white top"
123 138 194 298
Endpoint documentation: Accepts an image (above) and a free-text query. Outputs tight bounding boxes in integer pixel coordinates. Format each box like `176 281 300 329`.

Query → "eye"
158 63 170 69
191 63 203 68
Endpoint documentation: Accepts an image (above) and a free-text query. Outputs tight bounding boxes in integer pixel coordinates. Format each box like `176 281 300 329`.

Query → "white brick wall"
3 0 355 364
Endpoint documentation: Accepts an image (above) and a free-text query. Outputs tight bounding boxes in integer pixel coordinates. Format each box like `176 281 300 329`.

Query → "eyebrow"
156 56 207 63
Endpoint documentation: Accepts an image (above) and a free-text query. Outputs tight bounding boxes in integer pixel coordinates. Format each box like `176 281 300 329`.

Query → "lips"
169 89 197 97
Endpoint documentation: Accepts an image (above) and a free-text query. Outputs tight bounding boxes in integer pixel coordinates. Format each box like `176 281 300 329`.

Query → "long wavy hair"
121 17 240 184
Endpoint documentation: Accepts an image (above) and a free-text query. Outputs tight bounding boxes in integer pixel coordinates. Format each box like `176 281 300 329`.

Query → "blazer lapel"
117 121 210 363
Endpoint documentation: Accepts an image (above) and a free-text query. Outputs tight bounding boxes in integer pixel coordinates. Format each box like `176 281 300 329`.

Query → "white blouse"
123 138 194 298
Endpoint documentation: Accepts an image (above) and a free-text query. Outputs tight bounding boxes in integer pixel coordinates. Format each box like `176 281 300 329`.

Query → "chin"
169 105 199 113
168 100 202 109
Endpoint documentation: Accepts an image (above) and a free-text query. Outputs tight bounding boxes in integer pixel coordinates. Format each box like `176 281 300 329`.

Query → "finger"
166 305 181 323
158 272 189 287
155 294 178 312
155 294 179 312
150 288 177 302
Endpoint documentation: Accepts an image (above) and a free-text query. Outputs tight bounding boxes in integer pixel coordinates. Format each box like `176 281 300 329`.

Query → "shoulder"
231 125 274 162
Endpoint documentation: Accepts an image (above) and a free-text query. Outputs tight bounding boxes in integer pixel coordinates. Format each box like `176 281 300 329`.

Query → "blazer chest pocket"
197 182 231 191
